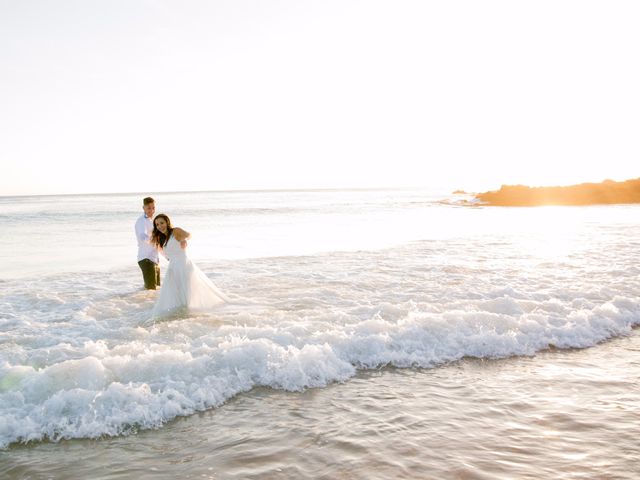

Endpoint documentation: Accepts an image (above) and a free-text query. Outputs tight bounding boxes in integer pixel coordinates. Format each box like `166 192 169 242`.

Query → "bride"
150 213 228 318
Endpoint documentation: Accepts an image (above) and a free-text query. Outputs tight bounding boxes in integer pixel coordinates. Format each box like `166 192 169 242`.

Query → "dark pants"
138 259 160 290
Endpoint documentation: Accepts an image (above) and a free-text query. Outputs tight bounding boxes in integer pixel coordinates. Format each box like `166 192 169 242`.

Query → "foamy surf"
1 243 639 448
1 191 639 449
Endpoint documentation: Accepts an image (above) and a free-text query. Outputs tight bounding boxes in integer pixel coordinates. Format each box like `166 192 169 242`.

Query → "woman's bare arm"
173 227 191 242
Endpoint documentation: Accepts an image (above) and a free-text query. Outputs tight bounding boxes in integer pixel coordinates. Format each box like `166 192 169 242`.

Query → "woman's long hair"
151 214 174 248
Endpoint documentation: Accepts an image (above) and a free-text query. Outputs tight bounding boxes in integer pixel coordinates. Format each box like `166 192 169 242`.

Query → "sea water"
0 189 639 479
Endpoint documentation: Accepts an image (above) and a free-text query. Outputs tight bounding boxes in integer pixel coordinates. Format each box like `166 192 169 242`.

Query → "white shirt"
135 214 159 263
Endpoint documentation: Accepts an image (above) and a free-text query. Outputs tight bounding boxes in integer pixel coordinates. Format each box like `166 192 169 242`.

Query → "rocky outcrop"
475 178 640 206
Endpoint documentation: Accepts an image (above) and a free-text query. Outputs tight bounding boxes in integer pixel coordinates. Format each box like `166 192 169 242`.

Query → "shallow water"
2 330 639 479
1 190 639 477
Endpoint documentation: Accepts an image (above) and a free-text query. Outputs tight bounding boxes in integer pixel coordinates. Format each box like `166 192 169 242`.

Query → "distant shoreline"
474 178 640 206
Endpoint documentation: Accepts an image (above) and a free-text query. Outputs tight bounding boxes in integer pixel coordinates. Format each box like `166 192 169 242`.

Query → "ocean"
1 189 639 479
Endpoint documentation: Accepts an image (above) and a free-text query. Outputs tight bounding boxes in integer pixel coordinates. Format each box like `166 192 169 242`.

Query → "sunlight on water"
0 190 639 479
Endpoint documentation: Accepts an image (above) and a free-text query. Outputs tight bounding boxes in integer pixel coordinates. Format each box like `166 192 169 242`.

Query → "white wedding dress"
152 234 228 318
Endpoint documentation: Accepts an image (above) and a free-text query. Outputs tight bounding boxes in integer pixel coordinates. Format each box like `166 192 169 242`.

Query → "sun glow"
1 1 639 196
479 206 588 262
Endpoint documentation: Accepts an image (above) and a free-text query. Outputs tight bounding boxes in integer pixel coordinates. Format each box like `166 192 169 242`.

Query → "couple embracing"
135 197 228 318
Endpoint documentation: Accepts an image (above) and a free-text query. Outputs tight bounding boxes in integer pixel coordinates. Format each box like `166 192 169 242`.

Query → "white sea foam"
1 245 639 448
1 192 639 448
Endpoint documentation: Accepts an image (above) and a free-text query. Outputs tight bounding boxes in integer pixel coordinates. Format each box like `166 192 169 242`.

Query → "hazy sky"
1 0 639 195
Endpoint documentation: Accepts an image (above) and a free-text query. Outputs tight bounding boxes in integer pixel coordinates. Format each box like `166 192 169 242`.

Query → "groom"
135 196 160 289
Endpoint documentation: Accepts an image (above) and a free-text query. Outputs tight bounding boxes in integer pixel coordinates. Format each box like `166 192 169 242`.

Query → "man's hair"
143 197 155 206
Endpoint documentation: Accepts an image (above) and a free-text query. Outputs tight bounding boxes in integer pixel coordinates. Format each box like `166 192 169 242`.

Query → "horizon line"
0 185 456 199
